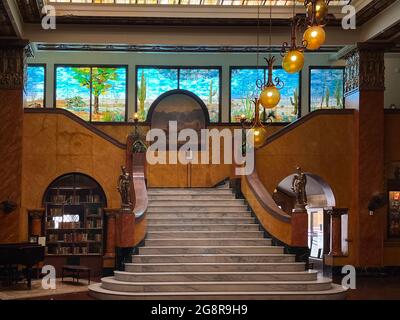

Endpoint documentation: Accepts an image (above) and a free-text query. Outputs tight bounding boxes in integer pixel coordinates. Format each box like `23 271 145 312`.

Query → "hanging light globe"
306 0 328 22
248 124 268 149
282 49 305 74
259 85 281 109
303 25 326 50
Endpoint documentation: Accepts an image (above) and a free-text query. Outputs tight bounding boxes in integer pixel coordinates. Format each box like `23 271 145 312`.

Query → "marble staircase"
89 186 347 300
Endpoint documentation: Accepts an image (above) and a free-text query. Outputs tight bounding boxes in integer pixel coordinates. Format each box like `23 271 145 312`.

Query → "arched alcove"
273 173 337 260
146 89 210 132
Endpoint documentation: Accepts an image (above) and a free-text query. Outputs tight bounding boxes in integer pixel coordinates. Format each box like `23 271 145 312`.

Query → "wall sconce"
0 200 17 214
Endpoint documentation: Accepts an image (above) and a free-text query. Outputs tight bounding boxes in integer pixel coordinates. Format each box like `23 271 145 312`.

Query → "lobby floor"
16 275 400 300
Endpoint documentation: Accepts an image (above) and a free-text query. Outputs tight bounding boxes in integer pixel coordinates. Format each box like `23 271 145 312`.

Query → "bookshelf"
43 173 106 256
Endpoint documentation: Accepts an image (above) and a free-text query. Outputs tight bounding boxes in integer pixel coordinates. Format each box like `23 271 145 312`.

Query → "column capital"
28 209 45 219
0 40 32 90
343 42 387 96
326 207 348 217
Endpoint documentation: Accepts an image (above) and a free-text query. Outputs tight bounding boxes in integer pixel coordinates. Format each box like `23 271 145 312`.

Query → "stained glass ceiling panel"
46 0 351 6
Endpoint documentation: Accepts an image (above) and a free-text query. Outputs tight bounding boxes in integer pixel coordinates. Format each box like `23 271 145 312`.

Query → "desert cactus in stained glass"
290 88 299 115
208 80 217 105
325 87 330 109
334 79 343 108
138 71 147 119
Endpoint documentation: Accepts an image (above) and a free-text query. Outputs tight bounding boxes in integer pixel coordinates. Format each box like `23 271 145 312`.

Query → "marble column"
343 42 387 267
104 210 117 258
0 40 30 243
28 209 44 237
327 208 347 257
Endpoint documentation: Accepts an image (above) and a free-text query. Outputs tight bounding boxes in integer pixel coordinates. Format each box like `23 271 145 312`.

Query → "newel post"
327 208 347 257
104 209 117 258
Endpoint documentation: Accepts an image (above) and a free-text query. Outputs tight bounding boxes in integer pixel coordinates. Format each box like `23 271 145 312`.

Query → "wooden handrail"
131 153 148 221
24 108 126 149
245 171 291 223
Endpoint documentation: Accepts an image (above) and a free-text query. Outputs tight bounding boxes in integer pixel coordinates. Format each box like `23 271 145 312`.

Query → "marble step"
146 231 264 239
148 189 233 195
148 194 236 200
147 205 249 212
99 276 333 293
89 283 347 300
149 200 245 206
113 270 318 282
147 224 260 232
148 212 252 219
131 254 295 264
144 238 272 247
124 262 306 273
139 246 283 255
147 218 255 225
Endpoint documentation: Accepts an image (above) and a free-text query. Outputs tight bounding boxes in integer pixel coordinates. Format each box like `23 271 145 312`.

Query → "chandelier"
281 1 307 74
303 0 330 50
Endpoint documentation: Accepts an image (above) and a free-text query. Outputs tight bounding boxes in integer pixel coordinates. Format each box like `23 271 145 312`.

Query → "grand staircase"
89 186 347 300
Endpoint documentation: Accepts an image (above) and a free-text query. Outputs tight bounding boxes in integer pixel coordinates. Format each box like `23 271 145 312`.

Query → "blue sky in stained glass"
230 68 300 123
310 68 344 111
26 65 45 107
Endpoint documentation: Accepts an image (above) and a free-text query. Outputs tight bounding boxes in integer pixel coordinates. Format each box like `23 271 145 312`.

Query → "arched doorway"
273 173 342 260
146 89 218 187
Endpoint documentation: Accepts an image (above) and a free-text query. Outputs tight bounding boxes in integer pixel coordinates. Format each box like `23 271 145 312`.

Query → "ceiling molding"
15 0 43 23
0 0 17 38
356 0 397 26
35 43 344 53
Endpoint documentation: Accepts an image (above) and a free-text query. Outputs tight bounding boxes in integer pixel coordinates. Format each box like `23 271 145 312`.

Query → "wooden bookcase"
43 174 106 256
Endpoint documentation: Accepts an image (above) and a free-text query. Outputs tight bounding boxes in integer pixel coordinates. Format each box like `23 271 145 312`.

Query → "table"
62 265 91 284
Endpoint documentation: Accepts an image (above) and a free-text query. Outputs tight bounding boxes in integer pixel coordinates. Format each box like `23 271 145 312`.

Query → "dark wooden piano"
0 243 45 289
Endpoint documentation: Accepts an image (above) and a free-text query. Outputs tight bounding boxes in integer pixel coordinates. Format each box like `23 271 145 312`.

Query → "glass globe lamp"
259 85 281 109
303 25 326 50
307 0 328 22
282 50 305 74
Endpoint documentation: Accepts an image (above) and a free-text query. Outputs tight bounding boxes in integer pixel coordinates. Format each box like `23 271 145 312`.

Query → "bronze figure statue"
291 166 307 209
117 166 131 206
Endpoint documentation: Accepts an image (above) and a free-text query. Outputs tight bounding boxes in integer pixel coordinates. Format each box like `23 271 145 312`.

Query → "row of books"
86 220 102 229
51 194 102 204
48 233 102 243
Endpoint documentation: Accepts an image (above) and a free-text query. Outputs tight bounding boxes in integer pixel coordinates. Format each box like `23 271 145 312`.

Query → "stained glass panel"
136 68 178 121
310 68 344 112
25 65 45 108
179 68 220 122
56 66 91 121
230 67 300 123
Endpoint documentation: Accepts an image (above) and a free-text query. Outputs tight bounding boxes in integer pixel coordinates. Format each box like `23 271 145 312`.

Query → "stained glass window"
230 67 300 123
309 68 344 112
25 65 46 108
136 68 178 121
136 67 220 122
179 69 220 122
55 65 127 122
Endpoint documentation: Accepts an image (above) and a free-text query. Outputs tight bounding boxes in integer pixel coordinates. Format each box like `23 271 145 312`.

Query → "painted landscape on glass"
26 65 45 108
179 69 220 122
231 68 300 123
310 68 344 111
137 68 178 121
56 66 127 122
137 67 220 122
